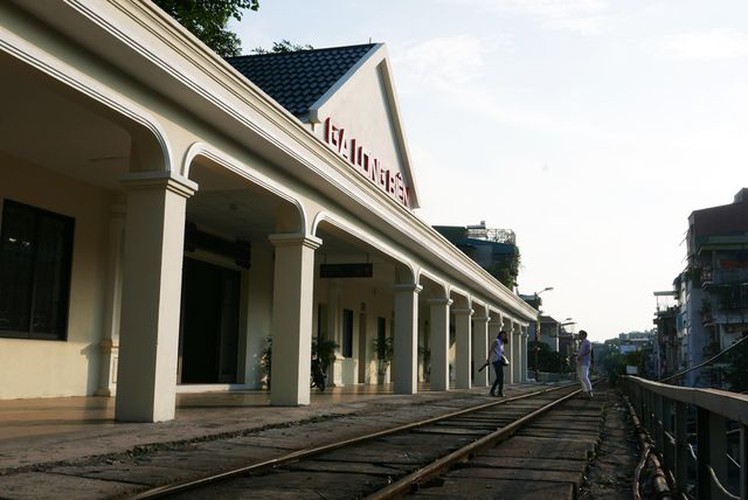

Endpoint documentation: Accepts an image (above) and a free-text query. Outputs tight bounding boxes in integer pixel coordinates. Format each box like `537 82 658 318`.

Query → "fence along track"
134 383 590 499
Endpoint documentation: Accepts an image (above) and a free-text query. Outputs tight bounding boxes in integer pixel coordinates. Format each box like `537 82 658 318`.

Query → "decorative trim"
120 171 197 198
268 233 323 251
453 308 474 317
393 283 423 294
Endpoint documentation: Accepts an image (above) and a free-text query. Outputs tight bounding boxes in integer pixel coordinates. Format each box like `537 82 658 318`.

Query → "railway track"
133 382 603 499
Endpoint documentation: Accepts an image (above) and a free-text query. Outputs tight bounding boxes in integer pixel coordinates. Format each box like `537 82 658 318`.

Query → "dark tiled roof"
227 44 377 117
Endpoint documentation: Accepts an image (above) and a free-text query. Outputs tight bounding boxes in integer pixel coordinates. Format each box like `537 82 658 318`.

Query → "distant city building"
557 324 575 361
433 221 519 289
618 330 656 352
537 315 560 351
658 189 748 386
653 291 678 379
618 330 657 376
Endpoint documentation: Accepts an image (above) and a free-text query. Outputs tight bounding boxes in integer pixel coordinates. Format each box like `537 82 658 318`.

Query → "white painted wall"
0 153 112 398
314 61 404 180
313 266 395 386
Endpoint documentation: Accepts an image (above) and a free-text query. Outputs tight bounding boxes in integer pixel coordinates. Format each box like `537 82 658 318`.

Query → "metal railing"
622 376 748 499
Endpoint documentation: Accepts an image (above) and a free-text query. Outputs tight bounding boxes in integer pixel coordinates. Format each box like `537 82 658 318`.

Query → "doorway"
179 257 240 384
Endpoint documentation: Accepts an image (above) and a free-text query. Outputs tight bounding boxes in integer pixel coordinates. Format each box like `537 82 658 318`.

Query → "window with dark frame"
342 308 353 358
0 200 74 340
377 317 386 359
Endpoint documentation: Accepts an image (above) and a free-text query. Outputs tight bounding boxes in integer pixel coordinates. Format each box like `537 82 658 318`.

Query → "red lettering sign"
323 117 410 209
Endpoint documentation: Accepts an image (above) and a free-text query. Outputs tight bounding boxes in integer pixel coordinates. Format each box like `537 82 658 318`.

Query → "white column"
453 307 473 389
512 321 522 384
244 243 273 388
329 283 343 387
520 325 530 382
472 315 490 387
393 283 422 394
428 298 451 391
96 203 125 397
502 316 514 384
268 233 322 406
115 172 196 422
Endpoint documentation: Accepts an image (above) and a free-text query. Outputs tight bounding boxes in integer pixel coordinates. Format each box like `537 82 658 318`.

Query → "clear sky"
232 1 748 342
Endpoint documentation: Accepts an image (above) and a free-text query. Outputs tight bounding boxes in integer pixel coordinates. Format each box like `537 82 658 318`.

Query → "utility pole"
533 287 553 381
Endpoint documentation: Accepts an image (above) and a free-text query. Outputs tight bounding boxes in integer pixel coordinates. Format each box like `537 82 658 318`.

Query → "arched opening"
0 49 168 400
183 155 303 388
313 218 408 387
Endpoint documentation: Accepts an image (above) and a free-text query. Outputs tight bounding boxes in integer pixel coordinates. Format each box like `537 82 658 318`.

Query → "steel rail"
365 385 585 500
132 384 576 499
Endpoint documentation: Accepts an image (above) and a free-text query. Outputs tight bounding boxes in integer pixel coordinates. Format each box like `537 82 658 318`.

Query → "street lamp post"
533 287 554 382
559 318 575 373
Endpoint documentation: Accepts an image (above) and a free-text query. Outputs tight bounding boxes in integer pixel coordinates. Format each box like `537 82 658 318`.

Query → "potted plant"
373 336 393 384
260 336 272 390
418 345 430 382
312 338 339 373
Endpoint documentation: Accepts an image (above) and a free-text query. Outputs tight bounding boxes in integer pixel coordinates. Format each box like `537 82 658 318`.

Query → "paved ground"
0 382 639 498
0 384 520 472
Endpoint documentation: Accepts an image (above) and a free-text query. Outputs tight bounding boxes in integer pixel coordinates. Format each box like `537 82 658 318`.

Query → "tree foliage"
153 0 258 57
527 341 570 373
312 338 339 372
486 251 520 289
252 39 314 54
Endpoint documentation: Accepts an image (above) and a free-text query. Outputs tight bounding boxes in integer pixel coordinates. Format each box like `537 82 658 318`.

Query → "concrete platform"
0 383 529 473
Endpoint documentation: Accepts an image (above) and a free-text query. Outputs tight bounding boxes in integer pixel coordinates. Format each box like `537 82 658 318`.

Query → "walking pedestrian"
488 330 509 397
576 330 593 399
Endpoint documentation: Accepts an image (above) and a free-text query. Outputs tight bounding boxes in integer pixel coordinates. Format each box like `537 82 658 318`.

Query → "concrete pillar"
115 171 196 422
502 316 514 384
520 325 530 382
245 243 273 388
96 202 125 397
512 321 522 384
428 298 451 391
328 283 343 388
453 307 473 389
393 283 422 394
472 315 490 387
268 233 322 406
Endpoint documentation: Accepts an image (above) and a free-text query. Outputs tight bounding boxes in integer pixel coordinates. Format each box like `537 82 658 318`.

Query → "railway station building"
0 0 537 422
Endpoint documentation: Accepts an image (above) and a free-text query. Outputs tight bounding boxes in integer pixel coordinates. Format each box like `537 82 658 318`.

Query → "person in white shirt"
576 330 593 399
488 330 508 397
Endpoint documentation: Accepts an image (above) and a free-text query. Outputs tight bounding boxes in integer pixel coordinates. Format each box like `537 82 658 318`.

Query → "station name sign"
324 117 411 209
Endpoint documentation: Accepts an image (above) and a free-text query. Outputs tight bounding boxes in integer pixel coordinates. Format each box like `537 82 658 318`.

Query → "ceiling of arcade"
0 55 131 190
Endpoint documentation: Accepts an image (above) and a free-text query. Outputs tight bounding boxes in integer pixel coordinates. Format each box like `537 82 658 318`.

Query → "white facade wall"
314 270 395 386
0 154 112 398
